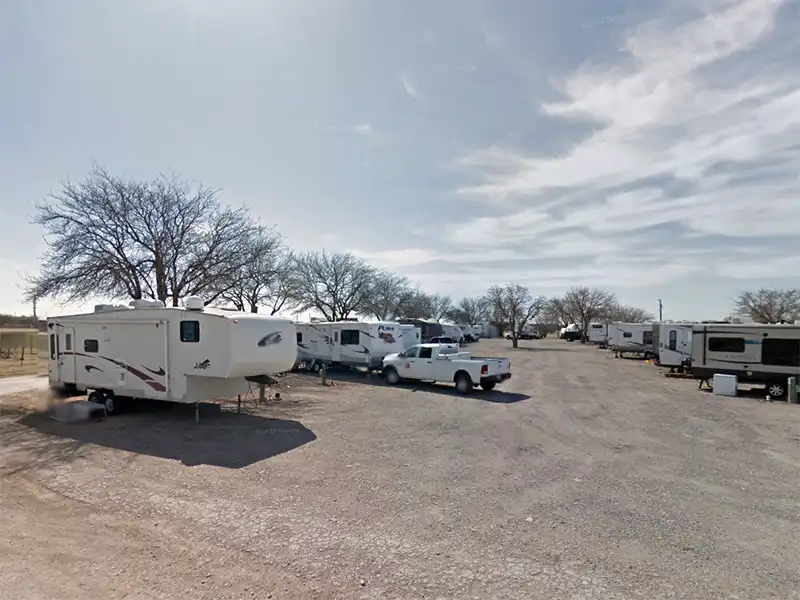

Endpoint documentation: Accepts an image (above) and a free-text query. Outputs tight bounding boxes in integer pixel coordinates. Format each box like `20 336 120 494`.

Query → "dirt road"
2 339 800 599
0 375 48 396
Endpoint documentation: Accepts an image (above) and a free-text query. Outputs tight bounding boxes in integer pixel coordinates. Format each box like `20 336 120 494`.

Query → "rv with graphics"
46 297 298 415
690 323 800 398
398 324 422 349
295 321 407 371
607 323 655 358
653 322 694 372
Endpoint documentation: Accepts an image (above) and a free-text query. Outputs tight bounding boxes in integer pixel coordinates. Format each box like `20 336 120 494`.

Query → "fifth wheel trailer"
690 323 800 398
607 323 655 358
47 297 298 415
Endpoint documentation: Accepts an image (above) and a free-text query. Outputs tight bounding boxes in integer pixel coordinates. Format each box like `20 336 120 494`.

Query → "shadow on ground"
325 369 531 403
16 401 316 469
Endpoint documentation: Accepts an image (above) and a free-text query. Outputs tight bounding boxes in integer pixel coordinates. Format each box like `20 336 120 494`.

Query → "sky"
1 0 799 321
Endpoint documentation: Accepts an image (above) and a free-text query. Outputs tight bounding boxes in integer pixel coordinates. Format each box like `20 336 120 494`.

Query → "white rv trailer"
471 324 485 339
690 323 800 398
588 323 608 346
46 297 297 415
398 324 422 349
607 323 655 358
441 323 465 344
295 321 406 371
654 323 694 371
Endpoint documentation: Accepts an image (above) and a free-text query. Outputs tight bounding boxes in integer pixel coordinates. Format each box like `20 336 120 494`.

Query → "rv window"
419 347 433 359
643 330 653 344
591 324 603 329
49 334 55 360
341 330 360 345
65 334 72 351
668 330 677 351
334 331 339 343
762 338 800 367
180 321 200 343
622 332 632 338
84 339 99 353
708 337 745 353
296 332 303 343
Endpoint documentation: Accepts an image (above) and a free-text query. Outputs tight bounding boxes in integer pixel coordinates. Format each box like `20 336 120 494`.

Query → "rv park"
1 171 800 599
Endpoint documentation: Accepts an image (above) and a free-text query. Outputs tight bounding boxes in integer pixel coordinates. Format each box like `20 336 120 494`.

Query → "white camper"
690 323 800 398
441 323 465 344
607 323 655 358
295 321 406 371
655 323 694 371
588 323 608 346
457 324 475 342
471 324 485 340
46 297 298 415
398 324 422 349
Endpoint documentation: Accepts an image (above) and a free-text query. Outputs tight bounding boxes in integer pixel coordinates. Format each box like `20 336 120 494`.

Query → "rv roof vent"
130 299 153 309
184 296 205 311
147 299 166 308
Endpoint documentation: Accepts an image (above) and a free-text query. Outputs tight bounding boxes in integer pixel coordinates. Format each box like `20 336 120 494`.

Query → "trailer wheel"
454 373 473 394
311 362 322 373
767 382 787 399
385 367 400 385
480 382 496 391
101 391 122 416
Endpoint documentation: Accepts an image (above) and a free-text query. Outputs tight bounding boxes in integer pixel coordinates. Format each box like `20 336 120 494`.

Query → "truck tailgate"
474 357 511 376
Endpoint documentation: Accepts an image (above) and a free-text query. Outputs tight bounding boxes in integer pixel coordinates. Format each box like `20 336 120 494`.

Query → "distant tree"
607 303 655 323
25 165 259 307
215 231 297 314
361 271 412 321
485 284 547 348
564 286 617 343
293 250 375 321
541 296 574 330
453 296 491 326
394 289 436 319
429 294 453 322
734 288 800 323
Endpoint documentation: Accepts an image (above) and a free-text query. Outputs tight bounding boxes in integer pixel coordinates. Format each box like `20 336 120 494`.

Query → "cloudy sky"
1 0 799 320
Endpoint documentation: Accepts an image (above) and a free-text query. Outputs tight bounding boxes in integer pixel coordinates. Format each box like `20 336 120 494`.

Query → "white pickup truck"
382 343 512 394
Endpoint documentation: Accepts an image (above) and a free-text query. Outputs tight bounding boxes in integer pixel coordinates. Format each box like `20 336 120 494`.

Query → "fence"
0 328 49 359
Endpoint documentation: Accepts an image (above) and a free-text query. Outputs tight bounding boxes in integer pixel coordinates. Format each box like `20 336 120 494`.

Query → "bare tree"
394 289 436 319
430 294 453 322
215 230 297 313
541 296 574 330
25 165 259 307
485 284 547 348
361 271 412 321
564 286 617 343
293 251 375 321
607 303 655 323
734 288 800 323
454 296 491 326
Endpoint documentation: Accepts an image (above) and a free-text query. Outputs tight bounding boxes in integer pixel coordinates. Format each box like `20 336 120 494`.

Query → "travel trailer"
398 324 422 349
607 323 655 357
588 323 608 346
690 323 800 398
471 324 486 339
654 323 694 372
295 321 407 371
441 323 465 344
46 297 298 415
396 318 444 342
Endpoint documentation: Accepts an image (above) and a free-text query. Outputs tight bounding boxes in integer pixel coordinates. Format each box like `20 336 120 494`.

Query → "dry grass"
0 352 49 378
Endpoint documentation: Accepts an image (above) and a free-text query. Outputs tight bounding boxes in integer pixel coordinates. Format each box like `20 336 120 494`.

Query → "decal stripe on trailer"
62 351 167 392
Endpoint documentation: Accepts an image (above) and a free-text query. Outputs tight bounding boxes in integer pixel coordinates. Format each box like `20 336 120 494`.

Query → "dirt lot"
2 338 800 599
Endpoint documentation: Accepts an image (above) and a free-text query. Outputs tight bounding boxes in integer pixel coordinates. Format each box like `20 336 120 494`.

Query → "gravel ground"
2 338 800 599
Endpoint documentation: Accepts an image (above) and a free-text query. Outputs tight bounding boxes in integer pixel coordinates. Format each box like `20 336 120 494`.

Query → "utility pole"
658 299 663 322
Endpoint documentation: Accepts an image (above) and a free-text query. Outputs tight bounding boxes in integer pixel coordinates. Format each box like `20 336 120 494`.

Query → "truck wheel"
480 382 496 391
455 373 473 394
385 368 400 385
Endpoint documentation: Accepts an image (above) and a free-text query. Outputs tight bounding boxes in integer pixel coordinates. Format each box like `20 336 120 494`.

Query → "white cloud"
400 72 422 100
355 123 372 135
444 0 800 285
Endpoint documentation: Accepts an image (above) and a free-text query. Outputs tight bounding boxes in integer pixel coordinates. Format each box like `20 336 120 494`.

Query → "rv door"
57 325 77 383
330 326 341 362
